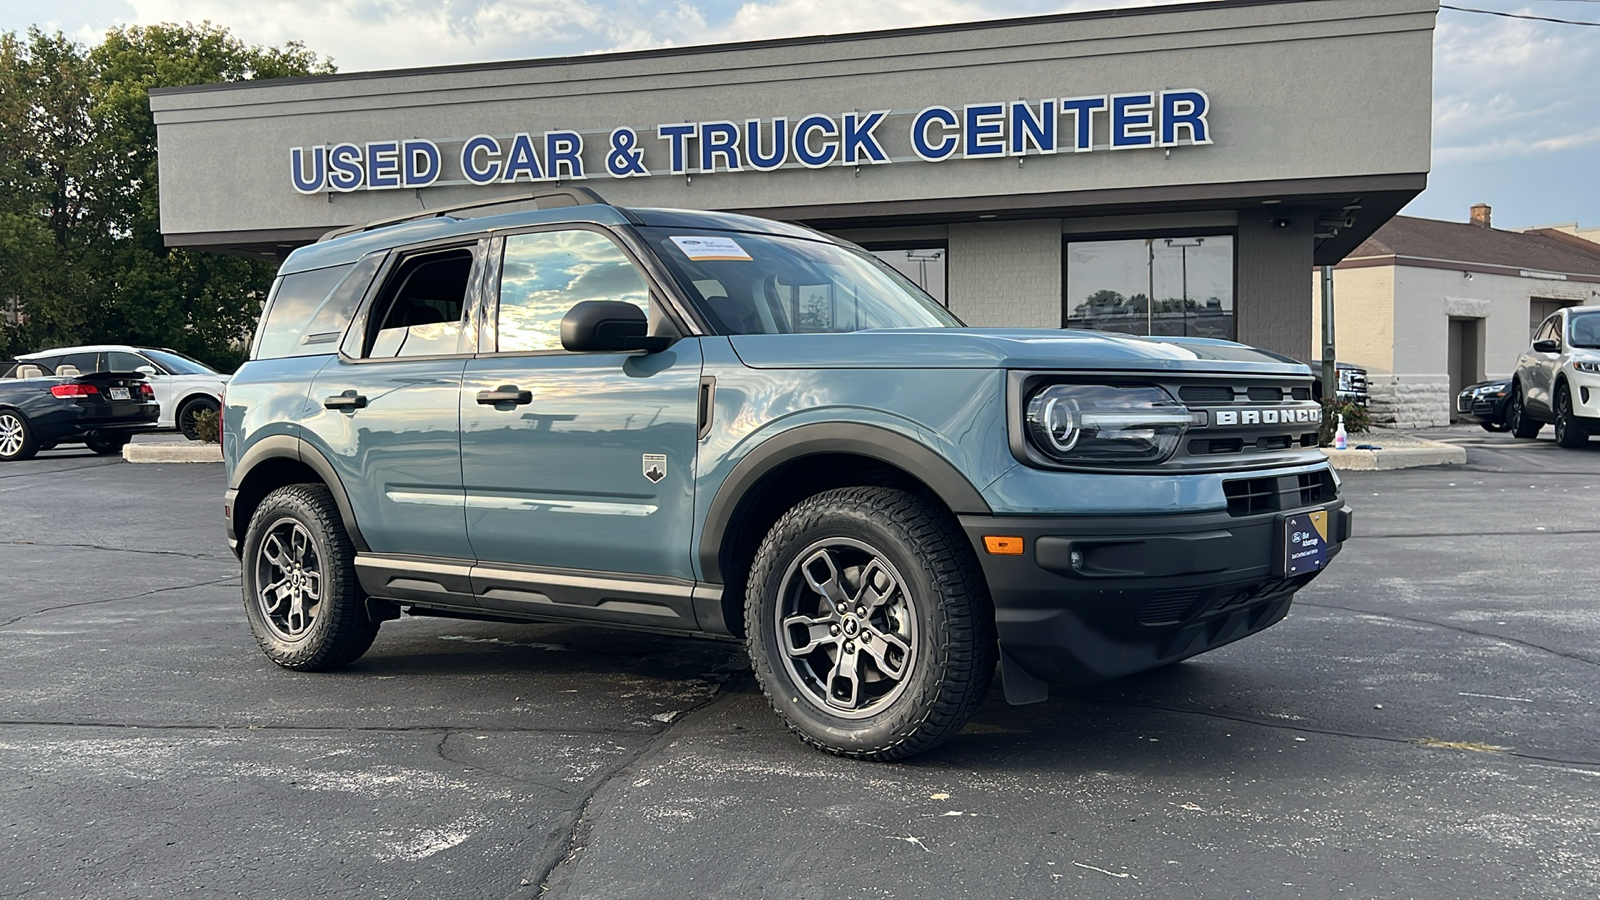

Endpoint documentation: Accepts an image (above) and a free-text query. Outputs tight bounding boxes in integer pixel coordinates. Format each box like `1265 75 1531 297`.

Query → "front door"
460 227 702 583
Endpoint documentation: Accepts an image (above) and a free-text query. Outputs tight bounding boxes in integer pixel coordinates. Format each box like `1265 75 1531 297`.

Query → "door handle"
324 390 367 410
476 385 533 406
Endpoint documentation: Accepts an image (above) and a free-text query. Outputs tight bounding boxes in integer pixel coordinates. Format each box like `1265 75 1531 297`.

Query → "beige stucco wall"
1315 262 1600 428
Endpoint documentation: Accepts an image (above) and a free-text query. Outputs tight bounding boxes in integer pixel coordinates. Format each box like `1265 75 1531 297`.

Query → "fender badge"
642 453 667 484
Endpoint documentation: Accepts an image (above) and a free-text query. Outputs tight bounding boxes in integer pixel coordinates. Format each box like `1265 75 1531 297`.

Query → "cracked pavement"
2 428 1598 899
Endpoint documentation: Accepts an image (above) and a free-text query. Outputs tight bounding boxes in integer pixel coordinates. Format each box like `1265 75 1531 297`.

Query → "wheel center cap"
841 617 860 637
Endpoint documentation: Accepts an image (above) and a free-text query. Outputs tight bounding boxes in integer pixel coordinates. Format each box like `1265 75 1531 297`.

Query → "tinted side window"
56 352 101 374
365 248 474 359
254 265 356 360
497 230 649 353
106 351 149 372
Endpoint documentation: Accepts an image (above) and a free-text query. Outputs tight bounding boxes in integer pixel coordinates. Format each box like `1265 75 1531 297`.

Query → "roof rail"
318 187 612 242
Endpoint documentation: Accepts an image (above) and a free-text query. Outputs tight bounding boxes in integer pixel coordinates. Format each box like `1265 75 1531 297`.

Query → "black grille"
1223 470 1338 517
1297 470 1337 506
1179 385 1235 404
1224 477 1279 516
1291 387 1312 401
1188 438 1244 455
1139 589 1202 626
1247 386 1284 402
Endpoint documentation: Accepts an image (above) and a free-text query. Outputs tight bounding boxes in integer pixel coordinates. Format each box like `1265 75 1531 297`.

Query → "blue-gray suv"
224 189 1351 760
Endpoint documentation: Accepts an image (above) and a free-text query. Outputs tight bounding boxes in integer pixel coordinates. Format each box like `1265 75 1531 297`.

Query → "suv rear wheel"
242 483 380 671
745 486 996 760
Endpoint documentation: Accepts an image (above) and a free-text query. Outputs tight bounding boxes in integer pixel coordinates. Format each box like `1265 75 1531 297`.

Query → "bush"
1319 399 1371 447
190 408 221 444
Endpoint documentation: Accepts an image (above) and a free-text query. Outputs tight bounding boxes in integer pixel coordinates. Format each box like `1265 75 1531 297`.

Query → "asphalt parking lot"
2 428 1597 900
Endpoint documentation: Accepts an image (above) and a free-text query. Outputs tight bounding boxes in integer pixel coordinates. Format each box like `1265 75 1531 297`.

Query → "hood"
728 328 1310 375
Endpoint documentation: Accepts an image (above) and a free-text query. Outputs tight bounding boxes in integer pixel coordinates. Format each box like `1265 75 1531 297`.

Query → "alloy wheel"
253 517 324 641
0 414 23 458
775 538 918 719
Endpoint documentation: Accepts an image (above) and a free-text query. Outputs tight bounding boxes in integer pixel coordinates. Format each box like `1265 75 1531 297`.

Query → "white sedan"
13 345 230 441
1507 307 1600 448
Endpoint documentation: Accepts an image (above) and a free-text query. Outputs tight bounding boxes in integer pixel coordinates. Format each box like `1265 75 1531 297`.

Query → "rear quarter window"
251 263 363 360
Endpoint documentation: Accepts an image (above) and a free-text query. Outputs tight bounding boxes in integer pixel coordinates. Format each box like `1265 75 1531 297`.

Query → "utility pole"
1320 265 1337 402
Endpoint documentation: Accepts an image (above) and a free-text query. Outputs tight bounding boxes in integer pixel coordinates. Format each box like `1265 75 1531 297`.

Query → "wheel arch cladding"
700 423 992 637
232 437 369 552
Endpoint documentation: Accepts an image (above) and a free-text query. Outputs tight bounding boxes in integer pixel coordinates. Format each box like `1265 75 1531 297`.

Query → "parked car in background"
0 364 159 460
1507 307 1600 448
1310 360 1370 405
1456 378 1512 432
12 345 229 441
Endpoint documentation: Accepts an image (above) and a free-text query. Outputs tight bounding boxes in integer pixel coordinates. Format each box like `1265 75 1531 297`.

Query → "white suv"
13 345 229 441
1507 307 1600 448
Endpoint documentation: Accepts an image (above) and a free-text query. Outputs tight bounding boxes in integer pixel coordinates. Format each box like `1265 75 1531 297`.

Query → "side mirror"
560 301 672 353
135 365 160 376
1532 339 1560 354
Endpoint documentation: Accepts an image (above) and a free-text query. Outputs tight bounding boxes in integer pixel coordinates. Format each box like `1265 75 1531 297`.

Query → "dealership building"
150 0 1438 363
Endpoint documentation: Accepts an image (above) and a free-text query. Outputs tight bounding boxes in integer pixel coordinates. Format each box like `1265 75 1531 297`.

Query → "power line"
1440 4 1600 25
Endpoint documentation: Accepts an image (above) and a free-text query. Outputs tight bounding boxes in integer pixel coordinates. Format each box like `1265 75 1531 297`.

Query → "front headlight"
1574 361 1600 374
1025 384 1191 464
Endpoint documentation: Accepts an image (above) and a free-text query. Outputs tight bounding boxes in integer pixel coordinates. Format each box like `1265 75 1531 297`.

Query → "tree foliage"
0 23 332 369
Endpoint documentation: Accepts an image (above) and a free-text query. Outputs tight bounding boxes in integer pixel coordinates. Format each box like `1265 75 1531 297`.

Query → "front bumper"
1568 369 1600 420
960 501 1352 685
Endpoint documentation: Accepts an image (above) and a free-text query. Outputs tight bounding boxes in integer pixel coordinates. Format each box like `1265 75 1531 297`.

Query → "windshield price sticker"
1283 510 1330 576
670 236 752 261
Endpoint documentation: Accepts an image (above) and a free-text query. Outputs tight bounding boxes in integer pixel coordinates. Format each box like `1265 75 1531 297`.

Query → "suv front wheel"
241 483 380 671
745 486 996 760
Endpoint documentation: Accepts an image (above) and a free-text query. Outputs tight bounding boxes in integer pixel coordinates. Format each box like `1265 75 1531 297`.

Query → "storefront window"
1065 235 1234 339
869 247 947 307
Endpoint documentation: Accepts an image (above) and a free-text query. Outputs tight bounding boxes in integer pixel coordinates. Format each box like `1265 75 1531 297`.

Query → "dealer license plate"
108 387 131 401
1283 510 1330 576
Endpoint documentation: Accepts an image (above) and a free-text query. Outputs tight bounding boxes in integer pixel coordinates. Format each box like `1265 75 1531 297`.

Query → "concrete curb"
1321 438 1465 471
123 442 223 463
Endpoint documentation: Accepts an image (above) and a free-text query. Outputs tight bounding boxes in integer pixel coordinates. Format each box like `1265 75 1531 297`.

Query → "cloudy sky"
4 0 1596 229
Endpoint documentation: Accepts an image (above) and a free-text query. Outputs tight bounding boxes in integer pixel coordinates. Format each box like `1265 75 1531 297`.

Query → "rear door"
459 227 703 596
1526 316 1562 415
301 240 486 562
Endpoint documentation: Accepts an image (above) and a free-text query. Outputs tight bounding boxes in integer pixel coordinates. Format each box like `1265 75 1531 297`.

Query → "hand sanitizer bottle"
1333 414 1348 450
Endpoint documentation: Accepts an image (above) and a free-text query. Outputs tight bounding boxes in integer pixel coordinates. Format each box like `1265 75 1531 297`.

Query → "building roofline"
148 0 1375 97
1336 253 1600 285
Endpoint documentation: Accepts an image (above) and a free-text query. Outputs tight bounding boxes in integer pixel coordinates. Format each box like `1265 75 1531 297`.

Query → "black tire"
241 483 379 671
1508 383 1542 439
177 396 219 442
0 410 38 461
745 486 996 761
84 435 129 456
1554 384 1588 448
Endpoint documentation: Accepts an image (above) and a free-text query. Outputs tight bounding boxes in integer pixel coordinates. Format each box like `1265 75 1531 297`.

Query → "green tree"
0 23 333 369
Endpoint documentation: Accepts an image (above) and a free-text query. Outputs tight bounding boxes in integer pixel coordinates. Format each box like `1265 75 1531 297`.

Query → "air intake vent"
1247 386 1285 402
1297 470 1337 506
1139 589 1202 626
1179 385 1235 404
1292 387 1312 401
1224 477 1279 516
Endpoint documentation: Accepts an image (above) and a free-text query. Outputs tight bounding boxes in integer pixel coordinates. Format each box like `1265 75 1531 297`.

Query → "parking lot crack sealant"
1301 600 1600 669
528 675 735 899
0 574 240 629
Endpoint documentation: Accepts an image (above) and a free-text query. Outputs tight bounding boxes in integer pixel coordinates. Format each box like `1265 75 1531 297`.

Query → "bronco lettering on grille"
1212 407 1321 426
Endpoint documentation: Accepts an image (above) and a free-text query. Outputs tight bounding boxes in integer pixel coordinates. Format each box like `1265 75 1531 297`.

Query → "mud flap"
1000 647 1048 705
365 597 401 623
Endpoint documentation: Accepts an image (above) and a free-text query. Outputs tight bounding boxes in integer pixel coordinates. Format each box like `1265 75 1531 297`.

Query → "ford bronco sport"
224 189 1351 760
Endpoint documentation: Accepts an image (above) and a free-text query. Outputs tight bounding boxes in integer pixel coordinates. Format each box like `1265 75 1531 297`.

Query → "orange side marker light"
983 536 1025 556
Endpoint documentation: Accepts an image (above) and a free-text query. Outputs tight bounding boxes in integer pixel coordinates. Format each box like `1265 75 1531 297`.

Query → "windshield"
640 227 963 335
143 348 220 375
1569 310 1600 349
